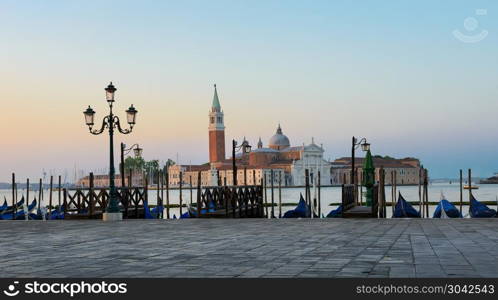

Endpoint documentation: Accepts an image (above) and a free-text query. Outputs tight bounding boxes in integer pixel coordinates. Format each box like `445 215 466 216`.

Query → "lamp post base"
103 212 123 221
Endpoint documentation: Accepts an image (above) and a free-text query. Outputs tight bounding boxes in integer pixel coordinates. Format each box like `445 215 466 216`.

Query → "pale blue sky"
0 0 497 181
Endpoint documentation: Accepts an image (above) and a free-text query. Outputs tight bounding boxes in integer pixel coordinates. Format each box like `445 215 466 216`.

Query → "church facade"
168 85 332 187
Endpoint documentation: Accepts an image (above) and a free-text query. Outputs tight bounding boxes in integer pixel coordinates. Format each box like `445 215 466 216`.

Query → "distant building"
76 171 144 188
331 156 422 185
168 85 332 187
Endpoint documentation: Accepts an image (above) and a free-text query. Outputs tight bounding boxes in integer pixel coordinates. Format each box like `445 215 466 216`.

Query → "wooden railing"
341 183 379 218
342 184 356 212
63 186 147 219
196 185 264 218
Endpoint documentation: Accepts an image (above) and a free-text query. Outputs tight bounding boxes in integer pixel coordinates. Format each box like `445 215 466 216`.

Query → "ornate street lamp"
232 139 251 186
120 143 143 189
83 82 137 220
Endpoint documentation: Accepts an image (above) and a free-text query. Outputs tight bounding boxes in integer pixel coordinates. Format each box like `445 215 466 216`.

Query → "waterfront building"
168 85 332 187
76 171 144 188
330 156 422 185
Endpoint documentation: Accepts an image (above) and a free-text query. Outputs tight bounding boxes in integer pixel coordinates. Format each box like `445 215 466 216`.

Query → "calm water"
2 183 497 218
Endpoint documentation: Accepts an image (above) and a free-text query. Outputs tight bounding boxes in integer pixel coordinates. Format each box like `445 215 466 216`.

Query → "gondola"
0 199 37 220
469 194 497 218
180 211 191 219
393 193 421 218
143 200 165 219
0 199 7 212
433 197 462 218
30 205 65 220
326 205 342 218
283 194 312 218
150 205 164 218
186 201 216 218
0 197 25 214
143 200 155 219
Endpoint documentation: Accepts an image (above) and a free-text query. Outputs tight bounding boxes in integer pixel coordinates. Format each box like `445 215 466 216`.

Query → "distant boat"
463 185 479 190
480 173 498 184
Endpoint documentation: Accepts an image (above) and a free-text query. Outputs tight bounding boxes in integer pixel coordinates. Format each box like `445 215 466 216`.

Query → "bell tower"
209 84 225 163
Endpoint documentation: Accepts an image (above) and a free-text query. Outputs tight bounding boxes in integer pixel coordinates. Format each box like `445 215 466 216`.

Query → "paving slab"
0 219 497 278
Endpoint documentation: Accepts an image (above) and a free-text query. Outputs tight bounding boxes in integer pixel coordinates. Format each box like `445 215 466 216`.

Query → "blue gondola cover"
283 194 311 218
326 205 342 218
393 193 421 218
469 194 497 218
433 199 462 218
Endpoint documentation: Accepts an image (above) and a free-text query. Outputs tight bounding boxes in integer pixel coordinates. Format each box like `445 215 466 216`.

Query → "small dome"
269 124 290 150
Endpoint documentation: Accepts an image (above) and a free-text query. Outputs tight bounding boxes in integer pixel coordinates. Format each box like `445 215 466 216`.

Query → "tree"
123 156 145 172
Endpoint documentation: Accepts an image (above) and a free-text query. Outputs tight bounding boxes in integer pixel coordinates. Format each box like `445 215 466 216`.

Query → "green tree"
123 156 145 172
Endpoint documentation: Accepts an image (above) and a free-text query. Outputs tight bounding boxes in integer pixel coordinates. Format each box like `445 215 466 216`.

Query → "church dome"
269 124 290 150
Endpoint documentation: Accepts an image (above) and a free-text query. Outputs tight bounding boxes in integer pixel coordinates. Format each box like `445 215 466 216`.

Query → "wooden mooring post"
418 167 422 217
89 172 94 216
390 171 394 215
49 176 53 214
264 173 268 218
58 175 61 208
12 173 15 215
378 167 386 218
424 168 429 218
25 178 29 216
38 178 42 210
160 171 164 219
278 171 282 218
165 169 170 219
270 169 275 218
189 175 193 206
196 171 201 218
179 171 183 216
468 169 472 203
318 171 321 218
305 169 311 216
358 169 362 205
459 169 463 213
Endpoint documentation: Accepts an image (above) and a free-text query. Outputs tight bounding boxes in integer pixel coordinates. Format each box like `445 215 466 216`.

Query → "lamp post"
120 143 143 187
350 136 370 185
83 82 138 220
232 139 251 186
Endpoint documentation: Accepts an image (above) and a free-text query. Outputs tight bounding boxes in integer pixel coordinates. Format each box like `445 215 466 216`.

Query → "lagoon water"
1 183 497 218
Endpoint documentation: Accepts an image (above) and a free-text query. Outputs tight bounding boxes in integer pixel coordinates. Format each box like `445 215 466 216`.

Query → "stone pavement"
0 219 497 278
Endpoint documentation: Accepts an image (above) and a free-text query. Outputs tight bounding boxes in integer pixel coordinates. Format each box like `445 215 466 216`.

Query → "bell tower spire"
209 84 226 164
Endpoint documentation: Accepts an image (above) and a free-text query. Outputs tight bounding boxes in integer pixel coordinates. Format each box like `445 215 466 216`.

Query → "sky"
0 0 497 182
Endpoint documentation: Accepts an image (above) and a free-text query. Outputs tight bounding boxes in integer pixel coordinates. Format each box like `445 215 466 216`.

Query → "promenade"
1 219 497 278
